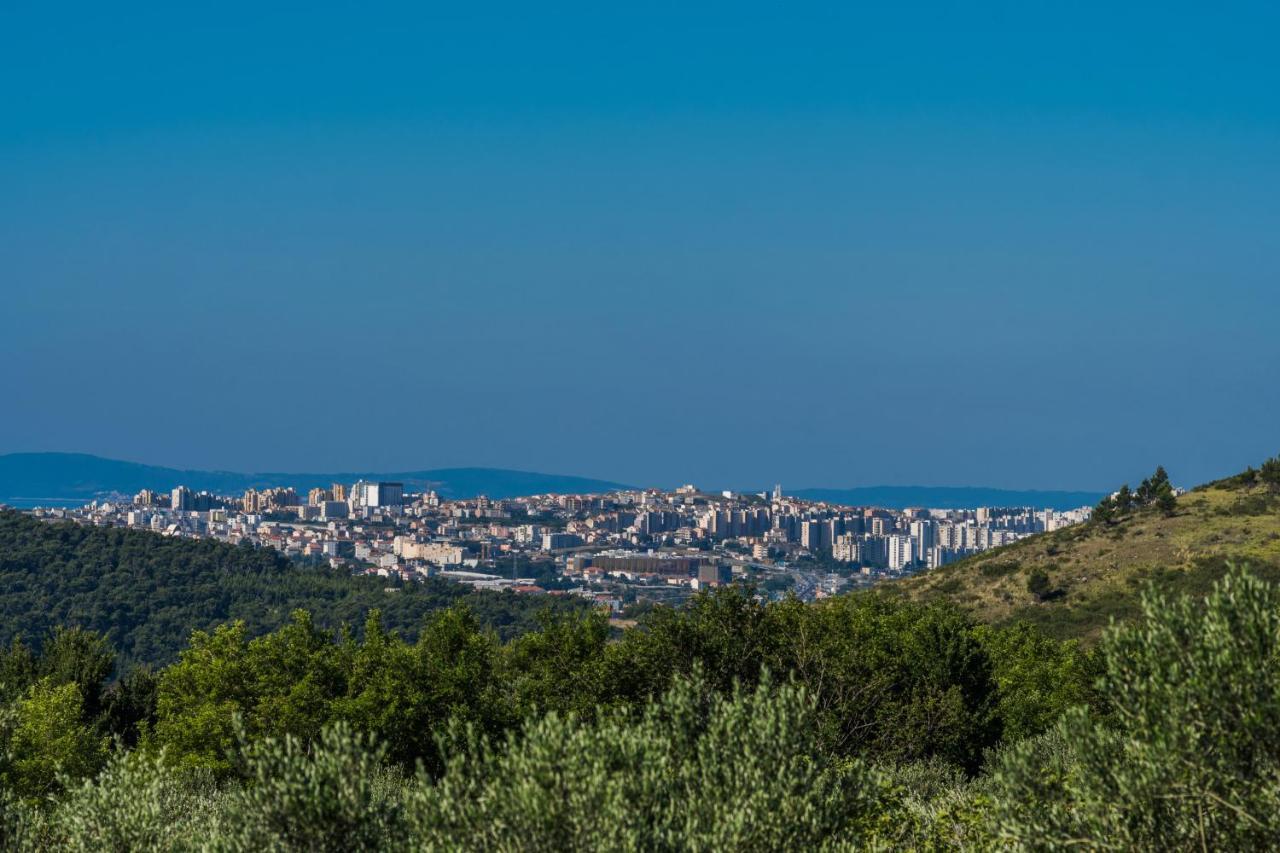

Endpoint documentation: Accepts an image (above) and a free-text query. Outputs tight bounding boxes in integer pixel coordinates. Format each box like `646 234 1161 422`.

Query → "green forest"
2 511 1280 849
0 511 584 669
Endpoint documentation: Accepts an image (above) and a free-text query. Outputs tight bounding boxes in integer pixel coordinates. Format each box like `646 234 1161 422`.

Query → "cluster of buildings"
26 481 1091 612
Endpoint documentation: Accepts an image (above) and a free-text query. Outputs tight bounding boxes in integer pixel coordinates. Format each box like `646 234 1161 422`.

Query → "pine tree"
1093 496 1115 526
1115 485 1134 514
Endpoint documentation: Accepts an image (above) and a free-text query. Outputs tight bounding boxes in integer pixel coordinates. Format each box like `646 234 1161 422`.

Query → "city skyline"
27 473 1096 609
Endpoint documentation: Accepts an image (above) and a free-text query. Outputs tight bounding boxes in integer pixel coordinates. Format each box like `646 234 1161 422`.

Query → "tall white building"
909 519 936 554
171 486 193 512
886 534 916 572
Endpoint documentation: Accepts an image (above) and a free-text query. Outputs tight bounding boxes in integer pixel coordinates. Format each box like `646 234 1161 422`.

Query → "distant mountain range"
789 486 1105 512
0 453 633 504
0 453 1106 510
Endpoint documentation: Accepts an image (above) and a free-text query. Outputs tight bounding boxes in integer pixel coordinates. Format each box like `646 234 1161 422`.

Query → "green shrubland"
4 507 1280 848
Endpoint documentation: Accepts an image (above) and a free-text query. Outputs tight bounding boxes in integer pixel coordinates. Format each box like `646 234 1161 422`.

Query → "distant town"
18 482 1093 613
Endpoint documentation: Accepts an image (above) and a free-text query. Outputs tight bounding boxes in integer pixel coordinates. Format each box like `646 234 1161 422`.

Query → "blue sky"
2 2 1279 490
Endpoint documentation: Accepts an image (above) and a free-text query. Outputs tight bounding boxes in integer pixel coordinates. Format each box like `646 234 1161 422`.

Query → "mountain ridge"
789 485 1103 511
1 452 1105 509
0 453 634 503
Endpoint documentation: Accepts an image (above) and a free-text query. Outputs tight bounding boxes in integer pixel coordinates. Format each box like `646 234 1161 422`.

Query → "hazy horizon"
4 3 1278 491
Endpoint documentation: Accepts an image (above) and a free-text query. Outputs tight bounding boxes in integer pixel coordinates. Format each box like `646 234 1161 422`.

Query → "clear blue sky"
3 1 1279 490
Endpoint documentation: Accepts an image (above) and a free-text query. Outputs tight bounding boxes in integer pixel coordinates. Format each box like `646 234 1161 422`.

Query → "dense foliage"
5 568 1276 849
0 510 583 669
4 507 1280 849
987 568 1280 848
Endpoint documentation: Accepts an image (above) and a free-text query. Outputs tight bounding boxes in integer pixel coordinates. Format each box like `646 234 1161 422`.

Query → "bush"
979 560 1021 578
215 723 409 852
407 671 888 851
36 752 221 852
1025 569 1052 601
989 567 1280 849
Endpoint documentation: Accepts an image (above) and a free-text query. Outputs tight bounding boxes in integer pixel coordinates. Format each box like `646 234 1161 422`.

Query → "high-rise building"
242 489 262 513
886 534 916 572
832 533 861 562
800 520 822 551
171 486 193 512
320 500 349 520
351 481 404 509
910 519 936 554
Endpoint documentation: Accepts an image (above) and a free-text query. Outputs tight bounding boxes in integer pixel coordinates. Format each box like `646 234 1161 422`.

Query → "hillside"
0 510 584 669
895 467 1280 641
0 452 634 504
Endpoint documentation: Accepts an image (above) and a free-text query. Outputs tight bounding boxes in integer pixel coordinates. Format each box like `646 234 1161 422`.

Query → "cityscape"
22 480 1093 614
5 0 1275 845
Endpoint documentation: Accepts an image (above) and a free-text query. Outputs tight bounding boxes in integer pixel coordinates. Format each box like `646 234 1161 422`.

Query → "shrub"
38 752 221 852
213 723 409 852
407 671 888 851
989 567 1280 849
980 561 1021 579
1025 569 1052 601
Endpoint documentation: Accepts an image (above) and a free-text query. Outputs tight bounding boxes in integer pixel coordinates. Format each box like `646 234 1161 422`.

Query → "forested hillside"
897 463 1280 640
0 511 583 669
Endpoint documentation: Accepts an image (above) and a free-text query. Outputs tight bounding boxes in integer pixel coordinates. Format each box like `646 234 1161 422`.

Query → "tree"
502 610 611 720
1115 484 1134 513
604 585 776 703
975 622 1097 742
36 628 115 721
1092 495 1115 526
100 667 158 748
764 593 1000 771
149 622 255 773
1260 456 1280 490
0 679 108 799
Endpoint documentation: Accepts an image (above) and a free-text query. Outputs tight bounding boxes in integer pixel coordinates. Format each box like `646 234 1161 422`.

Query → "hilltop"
894 464 1280 641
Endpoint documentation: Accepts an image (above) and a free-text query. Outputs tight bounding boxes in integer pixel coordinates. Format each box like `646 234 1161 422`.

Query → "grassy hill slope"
893 469 1280 641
